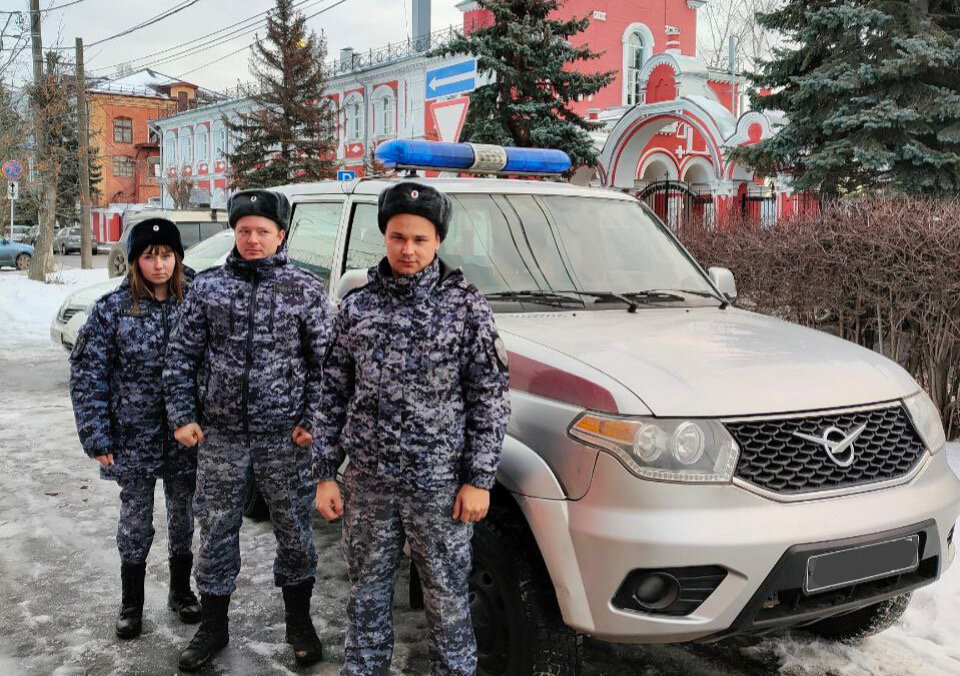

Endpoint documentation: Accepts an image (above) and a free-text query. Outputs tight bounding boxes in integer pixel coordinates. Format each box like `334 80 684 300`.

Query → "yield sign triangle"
431 97 469 143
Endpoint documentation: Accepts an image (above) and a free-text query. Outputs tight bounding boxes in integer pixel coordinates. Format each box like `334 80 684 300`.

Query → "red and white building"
153 0 799 222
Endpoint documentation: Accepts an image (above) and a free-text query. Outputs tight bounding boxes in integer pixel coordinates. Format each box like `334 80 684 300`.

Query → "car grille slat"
725 405 926 495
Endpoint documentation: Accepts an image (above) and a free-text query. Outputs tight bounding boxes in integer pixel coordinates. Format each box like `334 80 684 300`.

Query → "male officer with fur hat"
163 189 334 671
314 181 511 675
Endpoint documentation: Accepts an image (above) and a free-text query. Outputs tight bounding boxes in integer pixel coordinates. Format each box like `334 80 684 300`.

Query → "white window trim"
342 92 365 142
622 23 655 106
164 132 178 168
196 125 210 163
371 85 396 137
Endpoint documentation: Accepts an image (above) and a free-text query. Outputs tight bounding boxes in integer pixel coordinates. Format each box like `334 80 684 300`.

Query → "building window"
114 117 133 143
373 88 395 137
196 126 209 163
213 123 227 160
626 32 645 105
165 134 177 167
344 94 364 141
179 131 193 165
113 155 135 177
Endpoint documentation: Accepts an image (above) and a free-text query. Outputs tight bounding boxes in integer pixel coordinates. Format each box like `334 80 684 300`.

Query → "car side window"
287 201 344 285
177 223 203 248
343 202 384 272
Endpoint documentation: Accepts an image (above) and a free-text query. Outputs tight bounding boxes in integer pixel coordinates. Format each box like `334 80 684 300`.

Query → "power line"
49 0 206 50
90 0 328 75
173 0 353 80
1 0 92 15
91 0 323 75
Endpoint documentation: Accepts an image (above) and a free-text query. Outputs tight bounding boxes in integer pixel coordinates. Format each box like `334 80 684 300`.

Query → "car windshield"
440 193 718 311
183 230 235 271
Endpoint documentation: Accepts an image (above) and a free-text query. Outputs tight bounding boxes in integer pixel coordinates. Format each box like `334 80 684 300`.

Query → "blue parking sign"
337 170 356 182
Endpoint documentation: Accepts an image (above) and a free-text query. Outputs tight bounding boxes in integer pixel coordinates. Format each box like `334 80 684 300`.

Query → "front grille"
726 404 926 495
59 307 81 324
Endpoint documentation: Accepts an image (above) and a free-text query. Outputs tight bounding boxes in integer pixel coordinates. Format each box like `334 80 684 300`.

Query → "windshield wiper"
557 290 642 313
485 290 586 308
643 288 728 309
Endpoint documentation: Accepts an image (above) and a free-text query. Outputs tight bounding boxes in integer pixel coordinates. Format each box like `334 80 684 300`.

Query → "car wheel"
242 475 270 521
15 253 30 270
108 249 128 278
807 592 912 642
471 508 583 676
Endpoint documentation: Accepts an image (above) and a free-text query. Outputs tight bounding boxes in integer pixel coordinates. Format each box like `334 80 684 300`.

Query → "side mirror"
708 267 738 302
334 268 369 303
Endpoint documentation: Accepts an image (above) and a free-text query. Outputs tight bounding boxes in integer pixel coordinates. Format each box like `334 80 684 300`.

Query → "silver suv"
262 146 958 675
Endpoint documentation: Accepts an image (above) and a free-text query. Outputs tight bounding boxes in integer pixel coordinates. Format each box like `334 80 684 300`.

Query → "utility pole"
27 0 51 281
76 37 92 269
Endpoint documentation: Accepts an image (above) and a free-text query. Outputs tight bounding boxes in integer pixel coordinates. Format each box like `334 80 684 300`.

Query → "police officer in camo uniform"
163 189 334 672
69 218 201 640
314 182 511 676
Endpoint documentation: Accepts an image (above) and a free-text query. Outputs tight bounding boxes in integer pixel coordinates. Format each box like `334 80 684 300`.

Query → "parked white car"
50 229 237 351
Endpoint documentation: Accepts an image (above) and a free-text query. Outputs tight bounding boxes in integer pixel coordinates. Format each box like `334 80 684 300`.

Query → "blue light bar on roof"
375 139 571 176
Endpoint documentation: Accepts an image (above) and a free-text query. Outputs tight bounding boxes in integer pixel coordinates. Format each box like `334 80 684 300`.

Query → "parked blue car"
0 237 34 270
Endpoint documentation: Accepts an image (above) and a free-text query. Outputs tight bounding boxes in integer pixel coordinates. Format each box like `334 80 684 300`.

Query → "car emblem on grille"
793 424 867 467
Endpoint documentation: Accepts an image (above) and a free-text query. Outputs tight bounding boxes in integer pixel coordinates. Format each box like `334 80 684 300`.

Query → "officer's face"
235 216 285 260
138 245 176 287
384 214 440 276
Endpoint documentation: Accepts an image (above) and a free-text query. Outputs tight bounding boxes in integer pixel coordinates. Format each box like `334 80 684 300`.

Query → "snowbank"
0 269 107 356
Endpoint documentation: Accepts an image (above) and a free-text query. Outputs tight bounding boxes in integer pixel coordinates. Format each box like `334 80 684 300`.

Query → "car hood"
65 277 123 310
496 307 918 417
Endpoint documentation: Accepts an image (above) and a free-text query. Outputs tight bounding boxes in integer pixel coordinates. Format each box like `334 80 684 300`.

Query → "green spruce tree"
432 0 614 169
732 0 960 197
225 0 338 189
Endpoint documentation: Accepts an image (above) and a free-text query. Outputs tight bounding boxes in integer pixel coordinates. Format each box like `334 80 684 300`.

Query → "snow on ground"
0 268 107 355
0 275 958 675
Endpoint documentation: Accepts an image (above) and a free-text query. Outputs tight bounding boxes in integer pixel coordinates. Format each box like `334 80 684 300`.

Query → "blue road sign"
337 170 356 181
425 60 477 100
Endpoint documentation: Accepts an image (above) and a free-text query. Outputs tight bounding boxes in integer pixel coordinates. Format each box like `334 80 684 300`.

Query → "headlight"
569 413 739 483
904 390 946 454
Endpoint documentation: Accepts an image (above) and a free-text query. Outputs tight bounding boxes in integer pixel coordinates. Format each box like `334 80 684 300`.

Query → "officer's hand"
315 480 344 521
292 426 313 447
175 423 205 448
453 485 490 524
95 453 114 467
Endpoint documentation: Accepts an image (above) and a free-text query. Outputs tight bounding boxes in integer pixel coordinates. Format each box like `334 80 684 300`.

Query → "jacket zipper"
268 291 277 333
240 274 260 437
160 302 170 454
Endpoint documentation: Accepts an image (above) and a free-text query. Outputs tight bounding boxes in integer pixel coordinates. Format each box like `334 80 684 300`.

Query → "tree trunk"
27 175 56 280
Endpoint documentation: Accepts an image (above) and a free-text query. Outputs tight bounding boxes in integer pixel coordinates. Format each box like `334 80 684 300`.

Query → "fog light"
631 573 680 611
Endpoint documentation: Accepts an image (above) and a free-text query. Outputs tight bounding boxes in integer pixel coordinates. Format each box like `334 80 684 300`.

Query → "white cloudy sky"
1 0 465 90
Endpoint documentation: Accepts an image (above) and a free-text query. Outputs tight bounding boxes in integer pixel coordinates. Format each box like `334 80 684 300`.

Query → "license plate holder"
805 535 920 595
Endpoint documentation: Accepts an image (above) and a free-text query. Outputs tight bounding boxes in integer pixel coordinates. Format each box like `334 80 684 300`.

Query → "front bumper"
515 449 960 643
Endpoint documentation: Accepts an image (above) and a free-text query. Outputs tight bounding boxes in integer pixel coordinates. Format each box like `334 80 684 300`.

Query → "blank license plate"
805 535 920 594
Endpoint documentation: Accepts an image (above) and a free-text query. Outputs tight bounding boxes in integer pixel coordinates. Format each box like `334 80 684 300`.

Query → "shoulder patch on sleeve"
69 333 87 361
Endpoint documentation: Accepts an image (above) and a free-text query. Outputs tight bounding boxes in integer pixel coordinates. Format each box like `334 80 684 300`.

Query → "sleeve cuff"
169 412 196 430
313 458 340 483
466 471 497 491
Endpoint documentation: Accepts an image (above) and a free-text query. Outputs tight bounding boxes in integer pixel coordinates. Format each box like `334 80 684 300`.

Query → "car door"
0 239 11 265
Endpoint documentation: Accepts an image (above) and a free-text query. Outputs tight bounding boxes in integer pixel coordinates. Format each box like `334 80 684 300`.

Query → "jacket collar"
225 247 288 279
371 256 459 301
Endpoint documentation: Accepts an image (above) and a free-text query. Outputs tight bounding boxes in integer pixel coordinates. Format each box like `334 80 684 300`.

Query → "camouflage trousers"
341 469 476 676
194 429 317 596
117 473 196 564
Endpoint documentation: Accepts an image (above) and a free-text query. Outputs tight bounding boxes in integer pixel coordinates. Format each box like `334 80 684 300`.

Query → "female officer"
70 218 201 640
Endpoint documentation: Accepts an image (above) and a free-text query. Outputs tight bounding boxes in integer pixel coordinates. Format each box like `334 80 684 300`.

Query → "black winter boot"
282 579 323 667
168 554 202 624
177 594 230 672
116 562 146 640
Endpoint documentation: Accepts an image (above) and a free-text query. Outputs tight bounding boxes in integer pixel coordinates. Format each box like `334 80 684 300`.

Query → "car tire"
471 508 583 676
242 476 270 521
108 248 128 278
807 592 912 642
15 253 30 270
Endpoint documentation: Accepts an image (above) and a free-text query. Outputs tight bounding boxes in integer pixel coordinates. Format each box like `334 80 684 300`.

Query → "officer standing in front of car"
314 182 511 676
163 189 334 672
